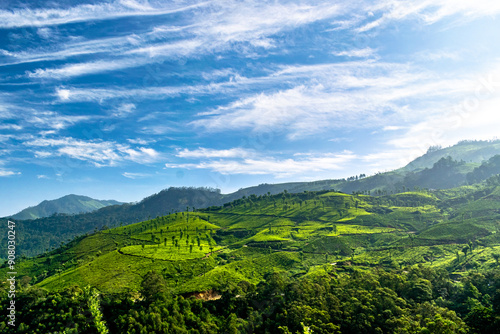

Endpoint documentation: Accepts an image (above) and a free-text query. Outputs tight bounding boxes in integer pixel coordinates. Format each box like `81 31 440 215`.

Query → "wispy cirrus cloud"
122 172 153 179
112 103 136 118
27 58 142 79
176 147 255 159
191 61 475 138
27 111 93 130
21 1 346 79
0 159 20 177
0 169 20 177
332 47 377 58
4 0 500 80
0 0 208 28
25 137 161 167
0 102 94 132
166 148 356 177
358 0 500 32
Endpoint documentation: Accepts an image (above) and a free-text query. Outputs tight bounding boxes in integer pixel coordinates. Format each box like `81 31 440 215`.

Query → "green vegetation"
7 181 500 293
5 140 500 259
3 266 500 333
11 194 123 220
5 142 500 332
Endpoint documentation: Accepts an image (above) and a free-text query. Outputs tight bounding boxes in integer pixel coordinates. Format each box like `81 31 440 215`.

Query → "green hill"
1 187 224 257
8 176 500 295
7 141 500 259
10 194 123 220
403 139 500 172
3 177 500 333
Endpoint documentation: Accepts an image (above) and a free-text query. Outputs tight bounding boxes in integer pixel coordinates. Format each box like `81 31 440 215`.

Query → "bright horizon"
1 0 500 216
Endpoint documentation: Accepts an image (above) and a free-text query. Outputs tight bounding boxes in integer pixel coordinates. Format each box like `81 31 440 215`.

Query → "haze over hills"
10 194 123 220
402 139 500 172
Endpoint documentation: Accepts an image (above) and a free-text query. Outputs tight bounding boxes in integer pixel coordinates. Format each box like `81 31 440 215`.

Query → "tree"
140 270 167 302
462 246 469 259
492 253 500 266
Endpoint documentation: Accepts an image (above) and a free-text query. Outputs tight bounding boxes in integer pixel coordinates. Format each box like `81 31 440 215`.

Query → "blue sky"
1 0 500 216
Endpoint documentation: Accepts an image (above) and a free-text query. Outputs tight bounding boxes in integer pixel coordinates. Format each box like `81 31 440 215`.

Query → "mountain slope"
7 177 500 296
403 139 500 172
6 140 500 258
11 194 123 220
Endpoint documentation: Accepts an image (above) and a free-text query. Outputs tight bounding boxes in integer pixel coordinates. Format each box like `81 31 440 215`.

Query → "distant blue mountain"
11 194 123 220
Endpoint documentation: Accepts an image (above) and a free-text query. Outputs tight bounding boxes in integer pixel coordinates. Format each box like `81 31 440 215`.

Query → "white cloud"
383 126 404 131
358 0 500 32
127 138 155 145
139 125 176 135
0 124 22 130
37 174 49 179
36 28 54 39
27 59 140 79
176 147 254 159
2 0 499 77
57 89 71 101
383 63 500 161
127 39 204 58
0 169 20 177
415 50 461 62
27 111 92 130
22 1 346 79
191 61 474 138
166 149 356 178
122 172 152 179
389 97 500 152
360 149 416 172
0 1 208 28
113 103 136 117
55 85 185 102
332 47 377 58
0 135 13 142
24 137 161 167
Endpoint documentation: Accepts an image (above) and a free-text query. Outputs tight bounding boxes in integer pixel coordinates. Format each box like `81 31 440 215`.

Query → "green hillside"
403 139 500 172
7 141 500 259
7 178 500 293
3 176 500 332
10 194 123 220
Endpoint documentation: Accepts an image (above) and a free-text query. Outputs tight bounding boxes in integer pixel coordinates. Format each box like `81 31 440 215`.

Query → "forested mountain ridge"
0 187 224 257
11 194 123 220
402 139 500 172
3 175 500 332
4 141 500 258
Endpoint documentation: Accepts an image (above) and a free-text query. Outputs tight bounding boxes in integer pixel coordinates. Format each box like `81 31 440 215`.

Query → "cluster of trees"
0 188 224 259
467 155 500 184
346 174 366 182
2 266 500 333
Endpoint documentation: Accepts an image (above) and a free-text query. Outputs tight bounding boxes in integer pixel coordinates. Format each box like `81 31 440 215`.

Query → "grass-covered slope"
6 176 500 296
403 139 500 172
8 141 500 260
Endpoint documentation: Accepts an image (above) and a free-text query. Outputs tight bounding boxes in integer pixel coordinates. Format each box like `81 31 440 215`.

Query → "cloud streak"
191 61 475 138
0 0 209 28
25 137 161 167
166 149 357 177
20 1 345 79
